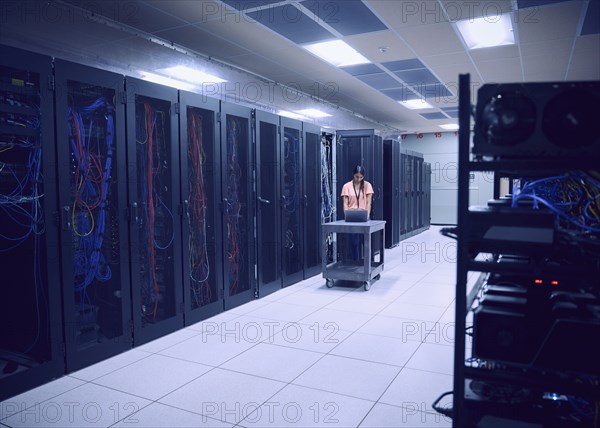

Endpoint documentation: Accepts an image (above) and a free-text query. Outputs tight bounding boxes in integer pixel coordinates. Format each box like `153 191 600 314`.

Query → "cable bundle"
225 117 243 295
187 110 211 307
321 135 334 223
136 100 174 320
512 171 600 233
68 97 114 304
1 91 45 353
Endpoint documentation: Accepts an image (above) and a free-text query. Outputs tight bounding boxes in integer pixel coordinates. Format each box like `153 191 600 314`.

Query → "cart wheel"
363 281 371 291
374 274 381 281
326 279 334 288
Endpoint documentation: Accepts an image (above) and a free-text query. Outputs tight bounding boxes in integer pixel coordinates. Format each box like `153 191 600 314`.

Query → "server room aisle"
1 227 461 428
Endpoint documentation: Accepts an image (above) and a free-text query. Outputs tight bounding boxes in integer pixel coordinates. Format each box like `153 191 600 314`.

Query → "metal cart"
321 220 386 291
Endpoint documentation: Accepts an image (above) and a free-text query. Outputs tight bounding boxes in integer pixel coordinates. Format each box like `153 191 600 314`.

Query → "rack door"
220 102 255 309
0 45 64 400
255 110 282 297
303 122 322 278
179 90 222 325
280 117 304 287
125 77 182 345
54 60 132 371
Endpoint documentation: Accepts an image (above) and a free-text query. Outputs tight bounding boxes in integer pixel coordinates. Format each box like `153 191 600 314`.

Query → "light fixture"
399 99 434 110
157 65 226 84
278 110 308 120
303 40 370 67
140 72 195 91
295 108 332 118
455 13 515 50
440 124 459 130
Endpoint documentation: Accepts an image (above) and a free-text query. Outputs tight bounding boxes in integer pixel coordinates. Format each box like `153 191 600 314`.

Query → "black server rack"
255 110 282 297
400 149 410 236
371 135 384 221
220 102 255 309
336 129 383 218
54 60 132 371
415 156 423 228
178 90 223 325
423 162 431 228
280 117 304 287
321 132 335 264
124 77 183 345
303 123 322 279
0 45 64 400
383 139 401 248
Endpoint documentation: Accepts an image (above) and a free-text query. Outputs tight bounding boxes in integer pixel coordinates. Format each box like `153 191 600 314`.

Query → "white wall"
401 131 494 225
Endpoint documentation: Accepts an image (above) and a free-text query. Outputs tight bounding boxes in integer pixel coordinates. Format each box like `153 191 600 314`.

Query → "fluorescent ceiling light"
278 110 308 120
399 99 433 110
303 40 370 67
455 13 515 50
440 124 459 130
158 65 226 84
295 108 331 118
140 72 195 91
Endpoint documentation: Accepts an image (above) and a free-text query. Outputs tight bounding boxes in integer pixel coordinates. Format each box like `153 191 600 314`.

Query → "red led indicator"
534 279 543 284
551 280 559 285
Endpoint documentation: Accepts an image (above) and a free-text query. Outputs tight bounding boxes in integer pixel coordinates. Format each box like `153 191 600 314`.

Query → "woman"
341 165 374 217
341 165 374 261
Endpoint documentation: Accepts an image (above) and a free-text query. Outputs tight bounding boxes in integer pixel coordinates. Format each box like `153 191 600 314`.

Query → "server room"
0 1 599 427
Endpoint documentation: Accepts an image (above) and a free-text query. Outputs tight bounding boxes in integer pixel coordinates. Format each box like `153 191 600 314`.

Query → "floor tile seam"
321 351 409 370
0 381 89 423
62 351 155 384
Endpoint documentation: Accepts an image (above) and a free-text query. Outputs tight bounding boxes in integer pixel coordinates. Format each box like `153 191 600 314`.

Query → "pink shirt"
341 180 374 210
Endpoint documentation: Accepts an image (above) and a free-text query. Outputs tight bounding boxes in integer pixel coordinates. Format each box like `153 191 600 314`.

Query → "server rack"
383 139 401 248
220 102 255 309
280 117 304 287
303 123 322 279
399 149 410 236
0 45 64 400
178 90 223 325
371 135 384 221
415 156 424 228
255 110 282 297
124 77 183 345
423 162 431 228
321 132 335 264
54 60 132 371
448 74 600 427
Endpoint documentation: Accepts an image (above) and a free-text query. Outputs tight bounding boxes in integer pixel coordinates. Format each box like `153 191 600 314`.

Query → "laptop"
344 209 369 222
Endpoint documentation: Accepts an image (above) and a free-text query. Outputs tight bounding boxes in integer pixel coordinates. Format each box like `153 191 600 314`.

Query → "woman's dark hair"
353 165 366 193
353 165 366 176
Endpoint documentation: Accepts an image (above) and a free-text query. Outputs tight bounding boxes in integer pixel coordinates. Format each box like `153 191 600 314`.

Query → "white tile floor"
1 227 460 428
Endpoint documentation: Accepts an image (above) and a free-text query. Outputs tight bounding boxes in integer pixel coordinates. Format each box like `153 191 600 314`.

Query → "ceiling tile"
382 58 425 72
520 38 572 57
344 30 414 63
477 58 523 83
300 0 387 35
356 72 402 90
145 0 239 24
380 87 417 101
398 22 464 55
395 68 441 86
470 45 519 61
416 84 454 101
517 1 582 43
523 50 569 77
421 52 471 68
340 64 382 76
367 0 451 28
247 4 335 44
566 34 600 80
